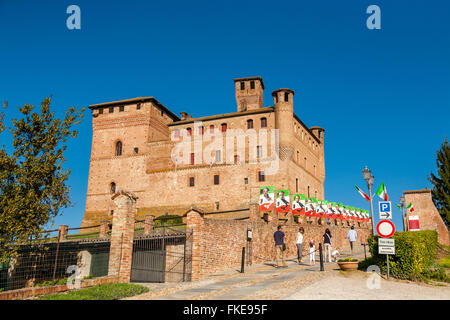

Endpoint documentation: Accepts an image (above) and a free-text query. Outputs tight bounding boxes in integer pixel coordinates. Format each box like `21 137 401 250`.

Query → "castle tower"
273 88 295 161
233 77 264 112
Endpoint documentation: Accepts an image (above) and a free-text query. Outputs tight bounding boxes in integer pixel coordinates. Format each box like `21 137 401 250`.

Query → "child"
309 240 316 265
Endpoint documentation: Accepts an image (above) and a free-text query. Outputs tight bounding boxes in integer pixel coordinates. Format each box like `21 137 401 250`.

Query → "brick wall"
404 189 450 246
186 209 371 280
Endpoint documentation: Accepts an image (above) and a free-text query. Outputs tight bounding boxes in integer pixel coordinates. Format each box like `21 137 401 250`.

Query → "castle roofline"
168 106 274 126
233 76 265 89
272 88 295 96
404 189 431 194
293 114 322 144
88 97 180 121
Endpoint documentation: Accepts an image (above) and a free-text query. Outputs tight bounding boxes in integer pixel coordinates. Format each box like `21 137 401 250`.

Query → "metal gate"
130 228 192 283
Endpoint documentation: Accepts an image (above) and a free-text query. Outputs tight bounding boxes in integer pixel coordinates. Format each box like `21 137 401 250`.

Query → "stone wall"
186 209 371 280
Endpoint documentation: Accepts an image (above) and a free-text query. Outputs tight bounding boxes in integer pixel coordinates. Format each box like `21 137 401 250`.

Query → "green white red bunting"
355 185 371 202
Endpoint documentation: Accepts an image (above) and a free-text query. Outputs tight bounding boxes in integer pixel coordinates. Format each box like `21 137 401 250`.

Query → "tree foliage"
0 97 84 263
428 137 450 227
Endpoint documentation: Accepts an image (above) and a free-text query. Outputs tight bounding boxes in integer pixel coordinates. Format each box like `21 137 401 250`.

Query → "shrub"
438 256 450 268
338 257 358 262
154 215 182 226
359 230 438 281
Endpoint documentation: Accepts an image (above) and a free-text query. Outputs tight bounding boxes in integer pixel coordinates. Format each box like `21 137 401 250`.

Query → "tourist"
296 227 305 264
323 228 332 263
273 225 287 267
347 225 358 254
309 240 315 265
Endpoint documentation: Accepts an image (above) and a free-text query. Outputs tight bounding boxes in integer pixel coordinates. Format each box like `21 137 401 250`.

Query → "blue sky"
0 0 449 232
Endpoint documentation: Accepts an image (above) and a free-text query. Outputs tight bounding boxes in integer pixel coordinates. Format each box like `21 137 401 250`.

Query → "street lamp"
362 166 375 235
400 194 406 231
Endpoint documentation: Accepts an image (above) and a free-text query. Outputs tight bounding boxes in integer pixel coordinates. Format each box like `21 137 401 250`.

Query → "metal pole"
240 247 245 273
386 254 390 279
402 204 406 231
368 184 375 236
52 230 61 284
319 243 324 271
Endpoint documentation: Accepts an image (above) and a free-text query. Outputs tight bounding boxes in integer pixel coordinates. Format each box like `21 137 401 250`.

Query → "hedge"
359 230 438 280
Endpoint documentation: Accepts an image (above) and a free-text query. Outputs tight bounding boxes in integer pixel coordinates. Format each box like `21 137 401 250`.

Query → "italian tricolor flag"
375 182 389 201
407 203 414 213
355 185 370 202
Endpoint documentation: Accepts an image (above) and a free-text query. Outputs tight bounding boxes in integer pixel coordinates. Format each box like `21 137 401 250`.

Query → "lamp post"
400 194 406 232
362 166 375 235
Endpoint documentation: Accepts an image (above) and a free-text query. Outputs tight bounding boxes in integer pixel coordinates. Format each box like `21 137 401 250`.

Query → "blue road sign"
378 201 392 219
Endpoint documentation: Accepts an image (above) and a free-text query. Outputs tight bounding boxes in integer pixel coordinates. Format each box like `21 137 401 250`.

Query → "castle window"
234 154 240 164
210 125 214 134
109 107 114 113
221 123 227 133
137 103 141 110
250 81 255 89
247 119 253 129
98 108 103 114
115 141 122 156
190 153 195 165
240 82 245 90
284 92 289 102
110 182 116 194
214 175 220 185
261 117 267 128
296 178 299 193
186 128 192 136
297 151 299 162
215 150 221 163
258 171 265 182
189 177 195 187
199 126 204 135
119 106 124 112
134 147 139 154
307 186 310 197
257 145 262 158
215 202 220 210
244 177 248 184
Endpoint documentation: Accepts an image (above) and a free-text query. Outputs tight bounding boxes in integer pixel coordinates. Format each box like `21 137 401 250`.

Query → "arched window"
115 141 122 156
186 128 192 136
210 125 214 134
110 182 116 194
221 123 227 133
247 119 253 129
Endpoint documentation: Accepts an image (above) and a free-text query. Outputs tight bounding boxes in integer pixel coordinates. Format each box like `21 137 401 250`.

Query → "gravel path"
284 271 450 300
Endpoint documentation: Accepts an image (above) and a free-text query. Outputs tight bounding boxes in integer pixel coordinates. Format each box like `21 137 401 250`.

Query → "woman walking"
296 227 305 264
323 228 332 263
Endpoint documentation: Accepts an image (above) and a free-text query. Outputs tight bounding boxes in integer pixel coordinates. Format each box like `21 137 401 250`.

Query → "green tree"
0 97 84 263
428 137 450 227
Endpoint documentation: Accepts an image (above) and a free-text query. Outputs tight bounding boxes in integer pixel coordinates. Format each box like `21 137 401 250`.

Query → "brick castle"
81 76 325 227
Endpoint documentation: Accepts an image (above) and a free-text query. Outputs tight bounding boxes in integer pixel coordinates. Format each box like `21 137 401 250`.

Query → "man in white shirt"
296 227 304 264
347 226 358 254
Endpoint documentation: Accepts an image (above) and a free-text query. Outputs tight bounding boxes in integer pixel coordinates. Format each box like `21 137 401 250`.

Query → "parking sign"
378 201 392 220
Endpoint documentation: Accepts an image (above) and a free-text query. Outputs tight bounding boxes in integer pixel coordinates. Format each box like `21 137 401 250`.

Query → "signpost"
378 201 392 220
376 220 396 279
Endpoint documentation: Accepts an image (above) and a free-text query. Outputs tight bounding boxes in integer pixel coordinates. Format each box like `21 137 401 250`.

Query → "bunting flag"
322 200 329 218
355 185 371 202
339 203 346 220
375 182 389 201
407 202 415 213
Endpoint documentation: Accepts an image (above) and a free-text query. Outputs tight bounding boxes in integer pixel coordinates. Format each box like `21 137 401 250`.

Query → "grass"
38 283 149 300
438 256 450 269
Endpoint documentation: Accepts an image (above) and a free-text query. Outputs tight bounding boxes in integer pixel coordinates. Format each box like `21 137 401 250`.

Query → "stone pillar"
144 215 155 234
58 225 68 241
107 191 138 282
249 203 259 221
99 220 110 238
186 209 205 282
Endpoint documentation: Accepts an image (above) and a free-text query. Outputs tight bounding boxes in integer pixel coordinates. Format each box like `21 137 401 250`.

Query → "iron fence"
0 229 110 292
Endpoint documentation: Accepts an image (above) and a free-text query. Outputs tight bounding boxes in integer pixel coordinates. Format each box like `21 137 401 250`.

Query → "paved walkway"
126 248 450 300
127 249 358 300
